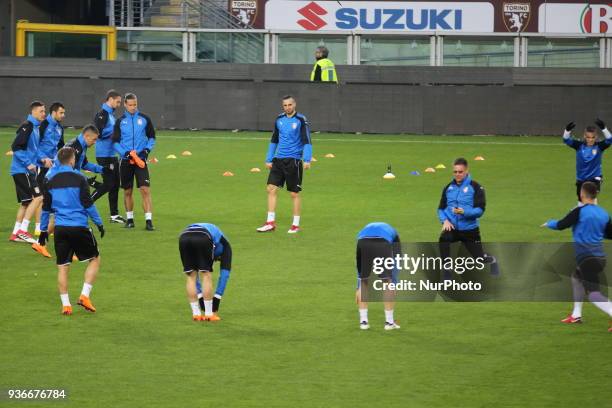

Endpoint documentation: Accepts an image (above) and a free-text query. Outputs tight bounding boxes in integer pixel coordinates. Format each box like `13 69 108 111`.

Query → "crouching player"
356 222 400 331
543 182 612 332
179 223 232 321
38 147 105 315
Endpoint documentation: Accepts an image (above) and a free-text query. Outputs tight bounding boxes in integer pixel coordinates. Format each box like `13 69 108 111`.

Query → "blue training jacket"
546 204 612 261
46 133 103 180
112 110 156 157
357 222 400 243
10 115 41 176
40 164 103 231
437 174 486 231
266 112 312 163
37 115 65 165
94 103 117 158
563 130 612 181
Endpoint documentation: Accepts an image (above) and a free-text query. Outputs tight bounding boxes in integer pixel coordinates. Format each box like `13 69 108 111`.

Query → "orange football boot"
62 305 73 315
31 243 52 258
77 295 96 312
129 150 146 169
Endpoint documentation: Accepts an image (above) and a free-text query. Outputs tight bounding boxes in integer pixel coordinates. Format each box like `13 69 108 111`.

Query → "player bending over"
543 182 612 332
356 222 400 331
39 147 105 315
179 223 232 321
563 119 611 204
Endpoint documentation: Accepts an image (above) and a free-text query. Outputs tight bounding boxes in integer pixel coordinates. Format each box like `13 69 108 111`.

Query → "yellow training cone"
250 167 261 173
5 150 13 156
325 153 335 158
182 151 192 156
425 167 436 173
474 156 485 161
383 172 396 179
166 154 177 159
311 157 318 162
435 164 446 169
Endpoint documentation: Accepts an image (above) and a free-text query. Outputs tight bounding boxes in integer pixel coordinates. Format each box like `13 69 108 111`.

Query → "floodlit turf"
0 128 610 407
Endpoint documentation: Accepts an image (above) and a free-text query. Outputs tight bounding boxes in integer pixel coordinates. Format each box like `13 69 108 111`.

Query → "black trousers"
438 228 484 261
95 157 120 216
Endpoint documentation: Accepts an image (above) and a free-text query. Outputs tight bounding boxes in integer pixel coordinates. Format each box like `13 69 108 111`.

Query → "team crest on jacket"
592 149 597 155
292 123 297 129
138 119 143 125
463 187 469 193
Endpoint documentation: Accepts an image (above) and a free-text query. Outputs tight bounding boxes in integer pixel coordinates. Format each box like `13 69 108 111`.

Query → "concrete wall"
1 57 611 135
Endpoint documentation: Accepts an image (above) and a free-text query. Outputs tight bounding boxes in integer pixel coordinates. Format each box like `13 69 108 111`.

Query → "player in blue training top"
355 222 401 331
38 147 105 316
257 95 312 234
543 182 612 332
9 101 47 244
563 119 612 203
179 223 232 321
94 90 125 224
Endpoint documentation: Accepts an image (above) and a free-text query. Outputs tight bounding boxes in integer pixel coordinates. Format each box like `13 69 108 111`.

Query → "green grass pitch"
0 129 610 407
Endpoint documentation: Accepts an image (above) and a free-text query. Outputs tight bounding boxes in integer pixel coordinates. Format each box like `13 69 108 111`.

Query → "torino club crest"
502 2 531 32
230 0 258 27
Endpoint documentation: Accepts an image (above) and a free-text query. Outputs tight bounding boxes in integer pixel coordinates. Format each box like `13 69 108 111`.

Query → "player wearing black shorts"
179 223 232 321
38 147 105 316
256 96 312 234
112 93 156 230
563 119 611 203
9 101 47 244
355 222 401 331
543 182 612 332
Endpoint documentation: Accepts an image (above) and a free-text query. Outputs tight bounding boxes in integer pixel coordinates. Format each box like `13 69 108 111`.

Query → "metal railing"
115 28 612 68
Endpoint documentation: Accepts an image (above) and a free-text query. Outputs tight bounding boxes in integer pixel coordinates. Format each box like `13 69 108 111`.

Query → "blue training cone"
410 170 421 176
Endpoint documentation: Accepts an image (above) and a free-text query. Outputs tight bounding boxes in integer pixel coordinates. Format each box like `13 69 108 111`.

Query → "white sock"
145 212 152 221
588 292 612 317
571 302 583 318
35 223 40 231
21 219 30 231
197 293 203 300
126 211 134 219
359 308 368 322
190 301 201 316
267 212 275 223
12 222 20 234
81 282 93 297
204 300 213 316
60 293 71 307
385 309 395 324
292 215 300 226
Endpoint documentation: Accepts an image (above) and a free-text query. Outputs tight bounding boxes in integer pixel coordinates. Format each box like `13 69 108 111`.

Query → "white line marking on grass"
0 130 560 146
161 134 561 147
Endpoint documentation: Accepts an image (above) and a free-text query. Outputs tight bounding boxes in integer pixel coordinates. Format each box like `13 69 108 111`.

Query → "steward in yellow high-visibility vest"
310 46 338 83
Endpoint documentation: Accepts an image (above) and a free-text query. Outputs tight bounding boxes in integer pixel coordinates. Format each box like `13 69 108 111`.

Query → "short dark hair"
581 181 599 199
30 100 44 111
585 125 597 133
282 95 295 102
57 147 75 165
316 46 329 58
124 93 137 101
82 124 100 135
49 102 64 113
454 157 468 167
106 89 121 101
